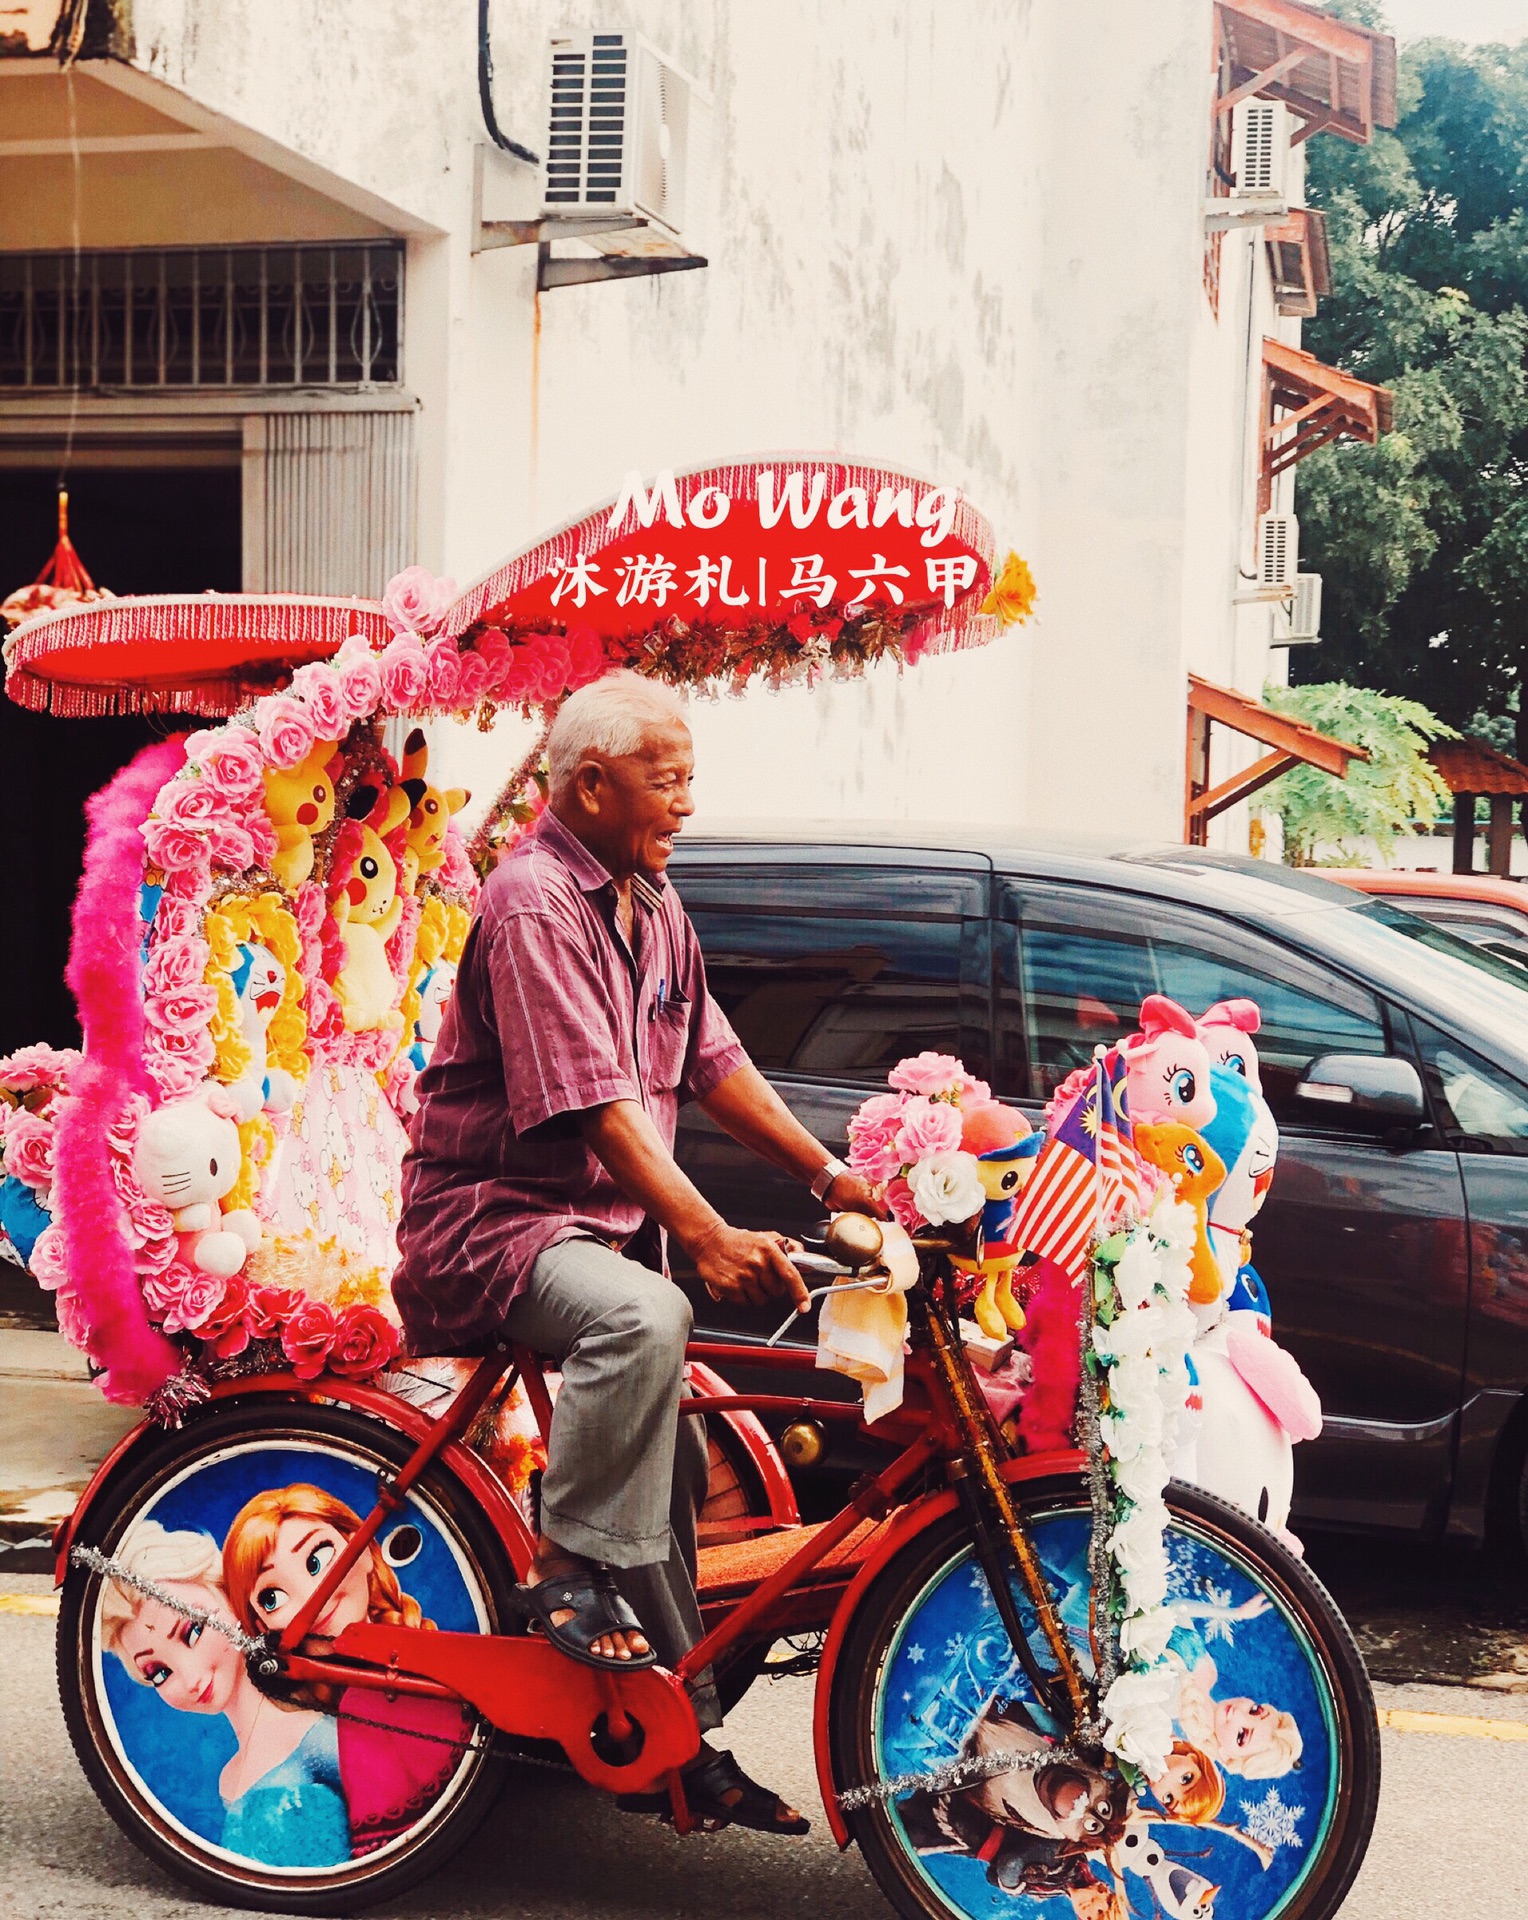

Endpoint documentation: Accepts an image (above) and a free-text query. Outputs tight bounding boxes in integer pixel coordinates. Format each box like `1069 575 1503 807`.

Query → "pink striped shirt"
393 811 746 1352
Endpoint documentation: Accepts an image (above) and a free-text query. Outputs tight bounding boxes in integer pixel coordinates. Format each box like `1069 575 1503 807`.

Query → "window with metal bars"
0 242 403 391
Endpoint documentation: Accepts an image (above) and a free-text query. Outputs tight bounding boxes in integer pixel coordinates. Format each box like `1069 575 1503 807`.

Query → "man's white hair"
546 670 688 798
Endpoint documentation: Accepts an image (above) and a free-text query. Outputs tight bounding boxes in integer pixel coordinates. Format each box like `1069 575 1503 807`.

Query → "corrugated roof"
1430 737 1528 797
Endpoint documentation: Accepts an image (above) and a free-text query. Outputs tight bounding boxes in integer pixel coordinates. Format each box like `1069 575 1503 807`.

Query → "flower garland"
845 1051 1199 1783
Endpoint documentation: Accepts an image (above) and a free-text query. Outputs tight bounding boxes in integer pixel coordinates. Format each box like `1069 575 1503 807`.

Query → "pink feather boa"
54 738 188 1403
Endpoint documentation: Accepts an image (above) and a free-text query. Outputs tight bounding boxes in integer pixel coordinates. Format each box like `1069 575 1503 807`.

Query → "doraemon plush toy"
229 941 296 1116
407 960 457 1073
1120 995 1217 1130
133 1085 262 1279
1199 1062 1279 1313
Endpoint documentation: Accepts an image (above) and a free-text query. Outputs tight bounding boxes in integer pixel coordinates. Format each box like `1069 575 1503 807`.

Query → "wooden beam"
0 134 219 157
1214 44 1311 119
1187 750 1298 823
1489 792 1516 878
1188 675 1367 778
1454 795 1477 875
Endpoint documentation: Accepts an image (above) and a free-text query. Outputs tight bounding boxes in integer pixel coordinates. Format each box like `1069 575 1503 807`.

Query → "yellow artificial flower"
981 550 1037 627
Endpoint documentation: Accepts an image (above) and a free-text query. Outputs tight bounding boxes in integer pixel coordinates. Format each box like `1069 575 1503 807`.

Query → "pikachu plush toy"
263 739 342 892
398 728 469 895
332 783 411 1033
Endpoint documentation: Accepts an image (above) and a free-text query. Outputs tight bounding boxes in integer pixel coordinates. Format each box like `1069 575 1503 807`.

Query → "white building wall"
121 0 1290 849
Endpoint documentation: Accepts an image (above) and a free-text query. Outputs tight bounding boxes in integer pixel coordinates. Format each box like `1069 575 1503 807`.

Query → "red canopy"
3 457 998 717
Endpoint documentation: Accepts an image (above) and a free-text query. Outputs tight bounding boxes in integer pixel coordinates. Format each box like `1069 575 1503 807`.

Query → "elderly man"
395 671 881 1835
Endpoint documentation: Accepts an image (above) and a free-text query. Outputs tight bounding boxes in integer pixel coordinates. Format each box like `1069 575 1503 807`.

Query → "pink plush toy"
1198 997 1263 1093
1120 994 1216 1129
132 1084 261 1279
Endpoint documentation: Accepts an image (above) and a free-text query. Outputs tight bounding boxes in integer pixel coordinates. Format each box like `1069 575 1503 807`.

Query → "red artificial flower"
244 1284 306 1340
197 1275 253 1359
325 1304 401 1380
280 1298 340 1380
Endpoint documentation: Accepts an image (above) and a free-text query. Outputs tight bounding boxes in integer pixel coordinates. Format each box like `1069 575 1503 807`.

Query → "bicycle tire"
58 1398 519 1915
829 1475 1380 1920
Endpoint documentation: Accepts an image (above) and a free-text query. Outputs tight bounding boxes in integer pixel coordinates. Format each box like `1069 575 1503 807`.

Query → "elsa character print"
100 1520 350 1867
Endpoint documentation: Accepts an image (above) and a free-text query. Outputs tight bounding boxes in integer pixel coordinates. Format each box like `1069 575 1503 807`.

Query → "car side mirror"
1294 1053 1426 1126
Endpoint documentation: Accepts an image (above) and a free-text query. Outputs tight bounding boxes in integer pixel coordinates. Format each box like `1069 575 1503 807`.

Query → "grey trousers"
505 1234 720 1730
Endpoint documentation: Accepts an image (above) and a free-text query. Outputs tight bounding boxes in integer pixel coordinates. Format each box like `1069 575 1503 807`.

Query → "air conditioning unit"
1258 513 1298 588
541 31 711 259
1205 98 1292 230
1272 571 1323 647
1235 100 1291 200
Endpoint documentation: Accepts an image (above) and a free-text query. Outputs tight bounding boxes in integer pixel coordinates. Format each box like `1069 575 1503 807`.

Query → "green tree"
1259 682 1456 865
1296 13 1528 760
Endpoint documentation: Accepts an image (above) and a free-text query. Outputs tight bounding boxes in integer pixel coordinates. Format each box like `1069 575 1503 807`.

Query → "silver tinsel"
836 1738 1094 1812
69 1543 263 1655
142 1365 211 1429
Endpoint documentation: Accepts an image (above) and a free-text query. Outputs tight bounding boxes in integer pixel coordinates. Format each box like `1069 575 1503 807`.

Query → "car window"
1411 1019 1528 1154
676 864 989 1084
998 881 1389 1125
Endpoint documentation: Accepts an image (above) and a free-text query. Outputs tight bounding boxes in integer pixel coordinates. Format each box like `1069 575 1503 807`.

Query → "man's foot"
619 1743 811 1835
525 1542 651 1664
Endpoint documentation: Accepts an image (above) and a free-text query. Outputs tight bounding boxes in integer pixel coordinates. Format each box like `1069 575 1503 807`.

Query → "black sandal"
515 1566 658 1671
619 1744 811 1835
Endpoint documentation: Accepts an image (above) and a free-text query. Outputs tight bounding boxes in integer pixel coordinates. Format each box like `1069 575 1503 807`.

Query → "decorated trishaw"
0 461 1377 1919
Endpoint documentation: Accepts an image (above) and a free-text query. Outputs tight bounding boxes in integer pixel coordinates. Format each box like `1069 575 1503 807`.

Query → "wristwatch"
809 1155 852 1203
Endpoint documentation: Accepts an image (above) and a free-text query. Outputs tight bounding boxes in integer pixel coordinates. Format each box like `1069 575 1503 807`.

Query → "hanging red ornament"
0 489 114 631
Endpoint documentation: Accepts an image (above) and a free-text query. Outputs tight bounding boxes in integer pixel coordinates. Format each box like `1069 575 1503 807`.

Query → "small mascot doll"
951 1105 1044 1341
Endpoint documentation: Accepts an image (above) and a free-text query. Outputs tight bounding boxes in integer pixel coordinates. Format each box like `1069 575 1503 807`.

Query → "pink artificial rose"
530 635 574 702
148 986 219 1037
379 636 430 708
151 1025 217 1073
340 652 383 721
208 820 257 871
29 1224 68 1289
475 631 514 691
281 1298 340 1380
885 1177 924 1232
198 1275 253 1358
240 807 278 865
152 896 201 942
3 1109 55 1191
0 1042 80 1093
382 565 458 639
291 663 350 738
424 639 462 707
306 980 345 1048
888 1052 966 1099
454 648 491 706
847 1091 909 1183
256 694 318 770
105 1092 152 1161
895 1098 964 1162
191 725 265 803
135 1227 180 1276
144 935 208 997
497 648 540 703
142 818 212 878
158 779 234 833
326 1304 401 1380
244 1284 305 1340
436 828 476 894
147 1262 227 1335
565 624 608 688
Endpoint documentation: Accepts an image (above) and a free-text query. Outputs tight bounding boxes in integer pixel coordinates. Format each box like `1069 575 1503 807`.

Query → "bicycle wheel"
58 1399 518 1915
830 1477 1379 1920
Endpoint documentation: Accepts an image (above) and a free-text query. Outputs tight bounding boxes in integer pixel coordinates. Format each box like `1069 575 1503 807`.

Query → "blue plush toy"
0 1172 50 1266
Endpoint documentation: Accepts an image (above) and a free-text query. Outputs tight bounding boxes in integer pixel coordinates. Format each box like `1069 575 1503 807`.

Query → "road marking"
1380 1707 1528 1743
0 1592 60 1617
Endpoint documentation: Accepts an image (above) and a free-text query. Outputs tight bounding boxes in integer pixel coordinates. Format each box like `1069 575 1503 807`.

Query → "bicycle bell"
823 1212 885 1270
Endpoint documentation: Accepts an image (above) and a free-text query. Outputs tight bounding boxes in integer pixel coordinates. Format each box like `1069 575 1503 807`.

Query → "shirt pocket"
646 1000 691 1093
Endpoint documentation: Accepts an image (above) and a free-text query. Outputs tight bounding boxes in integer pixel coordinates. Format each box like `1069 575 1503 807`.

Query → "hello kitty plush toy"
1119 994 1217 1129
133 1085 262 1279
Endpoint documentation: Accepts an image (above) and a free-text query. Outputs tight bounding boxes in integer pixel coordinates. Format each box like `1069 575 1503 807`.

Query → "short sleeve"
484 900 640 1135
674 911 748 1103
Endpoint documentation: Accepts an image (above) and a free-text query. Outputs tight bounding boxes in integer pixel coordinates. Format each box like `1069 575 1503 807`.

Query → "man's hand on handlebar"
692 1223 811 1313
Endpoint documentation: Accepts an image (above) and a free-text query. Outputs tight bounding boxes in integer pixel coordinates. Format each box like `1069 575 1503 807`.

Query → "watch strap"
810 1155 851 1202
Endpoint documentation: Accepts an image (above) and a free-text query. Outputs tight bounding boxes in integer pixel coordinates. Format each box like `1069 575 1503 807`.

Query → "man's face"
574 718 695 877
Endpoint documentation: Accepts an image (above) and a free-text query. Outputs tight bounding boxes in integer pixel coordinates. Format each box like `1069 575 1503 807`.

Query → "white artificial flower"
1122 1555 1170 1613
1148 1189 1198 1255
1093 1306 1155 1364
1112 1447 1169 1508
1102 1405 1163 1462
1119 1603 1177 1665
1110 1502 1171 1575
1114 1233 1161 1310
906 1149 985 1226
1107 1354 1164 1419
1101 1666 1178 1775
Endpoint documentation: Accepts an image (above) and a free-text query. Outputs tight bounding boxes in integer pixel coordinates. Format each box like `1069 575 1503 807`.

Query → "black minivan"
668 828 1528 1552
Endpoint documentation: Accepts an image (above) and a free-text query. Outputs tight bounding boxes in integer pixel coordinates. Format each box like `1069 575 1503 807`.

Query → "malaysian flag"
1009 1054 1140 1279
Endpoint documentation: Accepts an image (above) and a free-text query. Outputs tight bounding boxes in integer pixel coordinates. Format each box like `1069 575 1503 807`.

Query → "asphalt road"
2 1576 1524 1920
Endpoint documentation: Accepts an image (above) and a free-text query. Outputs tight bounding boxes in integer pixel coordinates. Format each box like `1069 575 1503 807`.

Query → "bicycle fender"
810 1449 1087 1847
52 1371 537 1585
687 1357 800 1526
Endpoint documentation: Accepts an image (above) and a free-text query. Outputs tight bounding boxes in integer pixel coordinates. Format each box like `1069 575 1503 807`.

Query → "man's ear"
571 758 605 815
